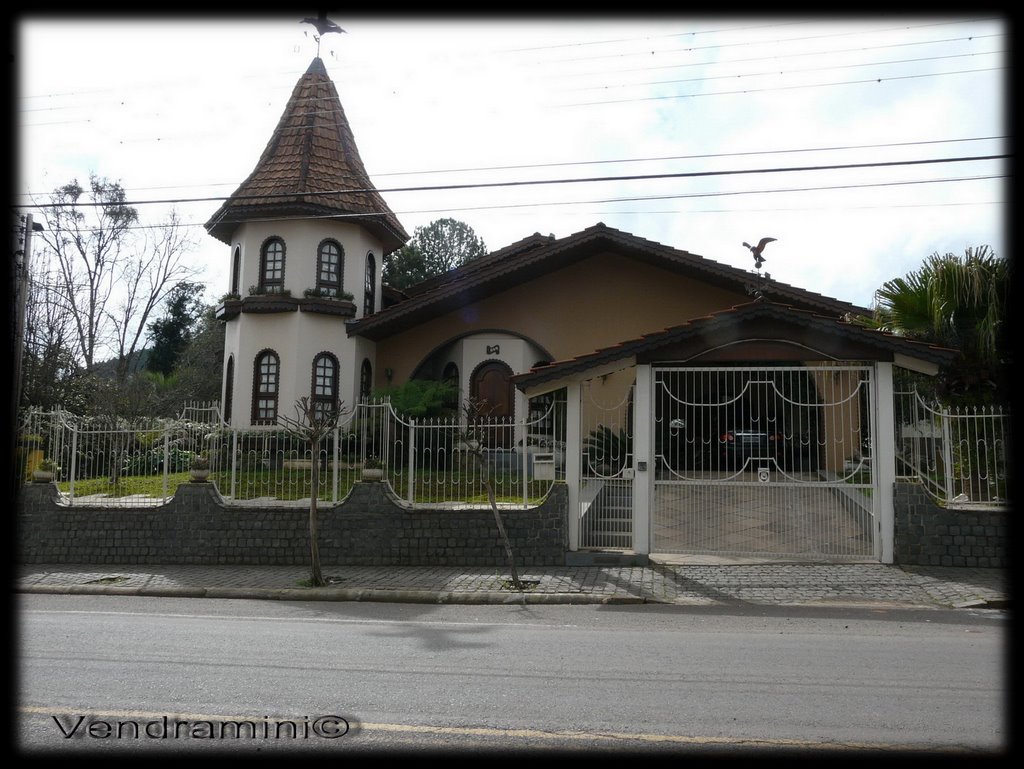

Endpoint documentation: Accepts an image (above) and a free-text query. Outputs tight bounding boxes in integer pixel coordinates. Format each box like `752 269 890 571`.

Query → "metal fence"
15 398 565 509
894 390 1010 508
16 389 1006 511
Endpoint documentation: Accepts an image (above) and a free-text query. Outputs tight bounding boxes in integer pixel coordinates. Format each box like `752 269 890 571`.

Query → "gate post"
874 362 896 563
565 382 582 552
632 365 652 555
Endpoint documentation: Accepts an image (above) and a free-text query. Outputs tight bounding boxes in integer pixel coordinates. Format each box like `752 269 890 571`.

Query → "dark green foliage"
384 218 487 290
146 282 206 376
864 246 1010 406
583 425 632 472
373 379 458 419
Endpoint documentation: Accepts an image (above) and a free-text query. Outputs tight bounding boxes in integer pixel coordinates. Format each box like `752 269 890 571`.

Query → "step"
565 550 649 566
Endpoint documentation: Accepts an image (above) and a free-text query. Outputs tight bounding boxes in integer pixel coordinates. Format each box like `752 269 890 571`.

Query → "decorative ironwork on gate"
578 375 635 549
651 365 876 559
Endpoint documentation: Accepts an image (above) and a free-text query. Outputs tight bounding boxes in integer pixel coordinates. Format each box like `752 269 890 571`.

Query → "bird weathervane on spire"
301 13 346 58
742 237 776 299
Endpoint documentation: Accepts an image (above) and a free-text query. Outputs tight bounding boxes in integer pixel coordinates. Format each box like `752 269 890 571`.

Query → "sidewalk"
15 560 1009 609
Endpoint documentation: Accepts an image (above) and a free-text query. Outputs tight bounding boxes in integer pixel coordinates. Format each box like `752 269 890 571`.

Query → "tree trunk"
475 453 523 591
308 442 325 587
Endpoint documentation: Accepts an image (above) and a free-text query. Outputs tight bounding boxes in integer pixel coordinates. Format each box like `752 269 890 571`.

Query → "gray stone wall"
893 482 1009 567
17 481 568 566
18 478 1007 567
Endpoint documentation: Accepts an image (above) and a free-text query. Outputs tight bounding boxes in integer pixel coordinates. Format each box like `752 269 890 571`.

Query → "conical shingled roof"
205 57 409 251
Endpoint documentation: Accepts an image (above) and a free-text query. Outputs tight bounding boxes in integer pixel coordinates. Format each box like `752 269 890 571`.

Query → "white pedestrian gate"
651 365 878 559
577 377 635 550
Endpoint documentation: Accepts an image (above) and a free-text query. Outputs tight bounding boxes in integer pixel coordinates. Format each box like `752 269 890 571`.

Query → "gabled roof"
350 223 872 340
205 57 408 252
512 298 958 392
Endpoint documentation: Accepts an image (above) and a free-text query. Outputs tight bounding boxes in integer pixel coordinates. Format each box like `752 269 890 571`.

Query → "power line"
19 18 994 103
518 17 1002 66
371 137 1008 179
19 154 1006 210
17 135 1007 197
557 49 1004 94
557 66 1003 107
20 172 1004 235
548 32 1004 80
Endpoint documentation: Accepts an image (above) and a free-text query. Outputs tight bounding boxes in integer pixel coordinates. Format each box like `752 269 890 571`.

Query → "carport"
513 299 957 564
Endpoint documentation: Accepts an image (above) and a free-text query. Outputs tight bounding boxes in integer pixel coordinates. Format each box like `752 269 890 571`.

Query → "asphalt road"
16 595 1008 755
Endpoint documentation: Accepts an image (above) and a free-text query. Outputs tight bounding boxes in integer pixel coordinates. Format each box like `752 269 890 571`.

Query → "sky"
16 14 1007 314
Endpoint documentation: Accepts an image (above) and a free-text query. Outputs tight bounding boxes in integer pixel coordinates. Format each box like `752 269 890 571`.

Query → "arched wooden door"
470 360 514 448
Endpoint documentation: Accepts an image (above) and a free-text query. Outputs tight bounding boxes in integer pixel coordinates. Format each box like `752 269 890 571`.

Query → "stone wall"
17 481 568 567
17 479 1008 568
893 482 1009 567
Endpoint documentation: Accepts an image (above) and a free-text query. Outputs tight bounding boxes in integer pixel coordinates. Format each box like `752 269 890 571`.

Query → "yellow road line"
18 705 977 752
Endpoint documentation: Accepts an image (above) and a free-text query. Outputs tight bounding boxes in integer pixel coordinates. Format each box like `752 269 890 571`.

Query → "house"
205 57 957 563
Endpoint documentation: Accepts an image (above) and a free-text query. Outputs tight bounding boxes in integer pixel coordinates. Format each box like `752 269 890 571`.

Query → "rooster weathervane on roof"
301 13 346 58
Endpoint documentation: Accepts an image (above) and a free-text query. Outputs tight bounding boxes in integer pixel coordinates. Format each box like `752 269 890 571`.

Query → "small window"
252 350 280 424
230 246 241 296
317 240 343 297
260 238 285 293
311 353 339 421
363 252 376 315
224 355 235 423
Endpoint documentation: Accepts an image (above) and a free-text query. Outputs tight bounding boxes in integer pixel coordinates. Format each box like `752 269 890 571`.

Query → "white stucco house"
204 56 957 563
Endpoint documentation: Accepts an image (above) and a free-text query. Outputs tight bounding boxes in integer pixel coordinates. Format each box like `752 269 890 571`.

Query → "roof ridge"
352 224 872 338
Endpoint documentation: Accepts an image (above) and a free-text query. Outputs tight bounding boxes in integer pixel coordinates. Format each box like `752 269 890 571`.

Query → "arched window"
259 237 285 293
230 246 241 296
442 361 459 411
224 355 235 423
316 240 343 297
363 251 376 316
252 350 280 424
311 353 339 421
358 358 373 403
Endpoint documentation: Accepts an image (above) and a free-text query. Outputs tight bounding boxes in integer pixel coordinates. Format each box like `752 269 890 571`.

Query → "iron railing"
15 399 565 509
894 391 1010 508
16 389 1007 510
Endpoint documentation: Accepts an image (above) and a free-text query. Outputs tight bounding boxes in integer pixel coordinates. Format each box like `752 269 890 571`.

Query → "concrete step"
565 550 649 566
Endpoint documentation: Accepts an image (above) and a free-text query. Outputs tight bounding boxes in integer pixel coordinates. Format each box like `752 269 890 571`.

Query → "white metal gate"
578 376 635 550
652 365 877 559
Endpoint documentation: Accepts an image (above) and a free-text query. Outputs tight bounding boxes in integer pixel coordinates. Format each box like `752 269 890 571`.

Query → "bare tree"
19 247 94 411
459 398 524 592
109 210 199 381
33 175 200 379
277 397 343 587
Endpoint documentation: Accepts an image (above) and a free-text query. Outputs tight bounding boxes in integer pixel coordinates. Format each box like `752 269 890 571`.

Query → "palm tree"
866 246 1010 405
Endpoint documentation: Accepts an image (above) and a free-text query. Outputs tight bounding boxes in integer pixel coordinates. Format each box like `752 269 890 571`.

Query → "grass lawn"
57 468 553 505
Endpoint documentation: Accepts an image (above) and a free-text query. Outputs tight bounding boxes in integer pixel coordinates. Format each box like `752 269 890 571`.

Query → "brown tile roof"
205 57 408 251
352 222 872 340
511 298 959 390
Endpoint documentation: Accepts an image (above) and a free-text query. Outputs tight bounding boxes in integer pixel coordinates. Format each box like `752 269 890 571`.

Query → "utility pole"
13 213 44 411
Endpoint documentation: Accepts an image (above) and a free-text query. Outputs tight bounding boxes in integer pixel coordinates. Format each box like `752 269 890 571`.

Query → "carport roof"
512 298 958 393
